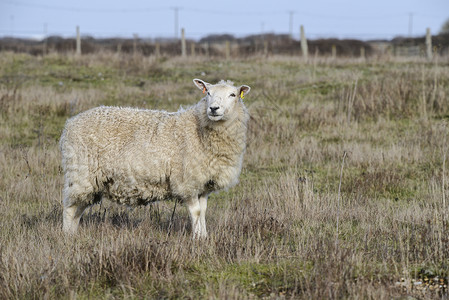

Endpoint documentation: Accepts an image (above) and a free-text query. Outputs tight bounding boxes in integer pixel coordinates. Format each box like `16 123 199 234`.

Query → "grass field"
1 51 449 299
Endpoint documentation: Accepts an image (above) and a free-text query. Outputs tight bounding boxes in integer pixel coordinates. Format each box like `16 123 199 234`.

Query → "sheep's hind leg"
187 194 208 239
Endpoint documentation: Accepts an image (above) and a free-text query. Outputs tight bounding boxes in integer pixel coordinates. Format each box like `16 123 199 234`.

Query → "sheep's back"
61 106 196 200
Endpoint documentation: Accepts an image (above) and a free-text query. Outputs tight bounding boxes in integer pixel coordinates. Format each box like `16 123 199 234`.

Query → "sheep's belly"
105 181 176 206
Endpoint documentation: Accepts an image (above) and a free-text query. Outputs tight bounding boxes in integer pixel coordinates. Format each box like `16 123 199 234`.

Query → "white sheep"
60 79 250 238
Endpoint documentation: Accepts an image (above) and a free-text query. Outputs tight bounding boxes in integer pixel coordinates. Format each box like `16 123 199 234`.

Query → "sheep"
60 78 251 238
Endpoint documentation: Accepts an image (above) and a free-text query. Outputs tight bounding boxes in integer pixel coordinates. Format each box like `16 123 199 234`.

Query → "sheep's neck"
203 117 247 158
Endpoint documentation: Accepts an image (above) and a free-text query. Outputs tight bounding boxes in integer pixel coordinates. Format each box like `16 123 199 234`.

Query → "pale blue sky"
1 0 448 40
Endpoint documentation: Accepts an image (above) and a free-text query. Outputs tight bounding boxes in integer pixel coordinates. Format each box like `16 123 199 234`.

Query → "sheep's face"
205 84 239 121
193 79 250 121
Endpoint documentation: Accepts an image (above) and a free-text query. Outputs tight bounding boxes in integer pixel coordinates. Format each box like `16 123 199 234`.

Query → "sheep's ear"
239 85 251 99
193 79 211 94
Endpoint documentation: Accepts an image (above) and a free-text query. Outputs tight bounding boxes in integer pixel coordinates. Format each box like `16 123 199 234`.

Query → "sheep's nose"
209 106 219 113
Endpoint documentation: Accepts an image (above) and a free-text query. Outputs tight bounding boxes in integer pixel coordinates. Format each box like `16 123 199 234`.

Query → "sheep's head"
193 79 250 121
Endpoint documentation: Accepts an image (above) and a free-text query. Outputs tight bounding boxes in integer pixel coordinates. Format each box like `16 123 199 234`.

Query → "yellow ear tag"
203 87 206 94
240 91 244 99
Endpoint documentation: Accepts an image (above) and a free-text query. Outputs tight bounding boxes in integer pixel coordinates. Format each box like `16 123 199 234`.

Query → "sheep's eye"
230 93 236 97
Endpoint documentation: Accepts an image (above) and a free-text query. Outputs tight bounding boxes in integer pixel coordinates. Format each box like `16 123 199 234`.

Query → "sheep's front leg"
198 194 208 236
63 203 89 233
187 194 208 238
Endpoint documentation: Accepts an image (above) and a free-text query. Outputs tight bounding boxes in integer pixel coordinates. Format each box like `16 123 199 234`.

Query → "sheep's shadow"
20 204 62 229
79 201 189 234
80 208 141 229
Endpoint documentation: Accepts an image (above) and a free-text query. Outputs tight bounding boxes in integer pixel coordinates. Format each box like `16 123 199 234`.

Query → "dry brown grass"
1 52 449 299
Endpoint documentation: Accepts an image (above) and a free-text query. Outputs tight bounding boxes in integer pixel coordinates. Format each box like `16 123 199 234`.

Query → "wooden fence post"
225 41 230 60
181 28 186 57
76 26 81 55
43 38 47 56
204 42 209 57
360 47 365 59
426 27 432 61
300 25 308 60
332 44 337 59
191 43 195 57
155 42 160 57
